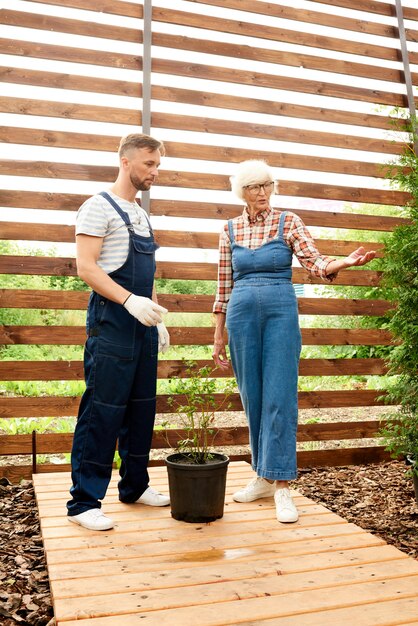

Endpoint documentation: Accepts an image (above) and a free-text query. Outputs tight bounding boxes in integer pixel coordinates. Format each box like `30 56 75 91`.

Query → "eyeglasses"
243 181 275 196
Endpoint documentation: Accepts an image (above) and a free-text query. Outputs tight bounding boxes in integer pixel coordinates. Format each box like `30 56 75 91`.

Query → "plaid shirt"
213 206 336 314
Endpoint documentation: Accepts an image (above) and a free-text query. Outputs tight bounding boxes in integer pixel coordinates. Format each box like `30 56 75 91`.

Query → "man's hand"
124 294 167 326
157 322 170 353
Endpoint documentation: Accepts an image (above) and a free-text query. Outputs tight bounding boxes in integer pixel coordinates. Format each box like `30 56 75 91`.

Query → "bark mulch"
0 461 417 625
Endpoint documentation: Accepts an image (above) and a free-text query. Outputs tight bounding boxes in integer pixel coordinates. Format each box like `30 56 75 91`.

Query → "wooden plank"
0 38 142 71
309 0 418 22
32 464 418 625
1 191 409 230
0 389 392 419
2 36 409 107
0 256 385 285
0 420 386 455
0 66 142 98
0 120 406 157
52 562 418 622
3 10 408 85
50 545 409 597
1 9 143 43
0 356 390 379
0 221 387 255
186 0 401 40
151 32 407 86
0 290 394 316
151 113 406 154
297 446 392 467
152 86 404 132
20 0 142 18
0 128 398 177
150 201 409 231
152 7 408 64
0 325 394 350
0 92 401 133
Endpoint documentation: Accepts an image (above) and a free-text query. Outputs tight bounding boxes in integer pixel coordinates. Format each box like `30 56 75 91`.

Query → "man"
67 133 170 531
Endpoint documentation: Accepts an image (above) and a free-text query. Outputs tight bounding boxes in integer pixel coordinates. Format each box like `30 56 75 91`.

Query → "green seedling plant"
163 360 236 464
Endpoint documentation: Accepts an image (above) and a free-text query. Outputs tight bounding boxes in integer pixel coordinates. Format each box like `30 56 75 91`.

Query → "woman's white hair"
230 159 276 201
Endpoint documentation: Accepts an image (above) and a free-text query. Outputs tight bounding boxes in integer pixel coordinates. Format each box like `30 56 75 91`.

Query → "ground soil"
1 407 417 626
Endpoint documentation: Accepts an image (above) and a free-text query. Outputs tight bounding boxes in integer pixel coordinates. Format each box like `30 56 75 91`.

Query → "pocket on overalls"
149 326 158 358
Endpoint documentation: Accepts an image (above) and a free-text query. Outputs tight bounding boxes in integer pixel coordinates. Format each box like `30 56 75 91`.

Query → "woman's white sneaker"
274 488 298 523
136 486 170 506
233 477 276 502
68 508 114 531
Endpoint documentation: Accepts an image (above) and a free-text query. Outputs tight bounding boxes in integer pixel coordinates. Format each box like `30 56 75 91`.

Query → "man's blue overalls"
67 192 159 516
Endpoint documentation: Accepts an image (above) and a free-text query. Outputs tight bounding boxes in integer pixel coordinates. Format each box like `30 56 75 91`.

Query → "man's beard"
130 174 153 191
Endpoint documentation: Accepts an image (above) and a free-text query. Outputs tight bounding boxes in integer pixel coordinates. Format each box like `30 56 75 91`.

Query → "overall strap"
99 191 133 231
278 210 287 240
227 219 235 243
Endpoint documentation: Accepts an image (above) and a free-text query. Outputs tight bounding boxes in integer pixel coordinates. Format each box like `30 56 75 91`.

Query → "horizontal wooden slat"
0 290 394 316
4 9 410 86
0 86 404 134
308 0 418 23
0 38 142 71
0 127 398 178
0 445 392 480
152 32 407 86
152 59 407 109
0 356 390 381
2 9 143 43
153 7 413 64
0 191 408 231
152 86 404 132
0 390 392 420
0 66 142 98
0 221 385 258
0 326 394 347
153 112 405 155
0 163 409 206
0 420 387 456
0 256 384 285
150 200 408 231
186 0 398 39
0 37 411 108
20 0 142 18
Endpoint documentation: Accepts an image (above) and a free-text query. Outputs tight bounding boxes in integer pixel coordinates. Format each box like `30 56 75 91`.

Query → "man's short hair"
118 133 165 158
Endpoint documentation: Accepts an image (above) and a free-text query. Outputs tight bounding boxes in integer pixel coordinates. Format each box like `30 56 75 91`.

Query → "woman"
212 160 376 523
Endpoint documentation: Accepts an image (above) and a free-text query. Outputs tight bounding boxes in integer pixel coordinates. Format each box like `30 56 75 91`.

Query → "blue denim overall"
226 211 301 481
67 192 159 516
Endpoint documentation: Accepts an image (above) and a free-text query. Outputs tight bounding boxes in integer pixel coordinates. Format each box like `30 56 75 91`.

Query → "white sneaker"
274 488 298 523
68 508 114 531
136 486 170 507
233 476 276 503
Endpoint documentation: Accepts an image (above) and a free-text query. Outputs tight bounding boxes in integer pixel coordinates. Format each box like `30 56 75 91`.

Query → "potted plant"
162 361 236 523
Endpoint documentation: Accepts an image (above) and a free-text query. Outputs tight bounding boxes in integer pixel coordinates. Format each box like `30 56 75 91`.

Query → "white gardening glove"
123 294 167 327
157 322 170 353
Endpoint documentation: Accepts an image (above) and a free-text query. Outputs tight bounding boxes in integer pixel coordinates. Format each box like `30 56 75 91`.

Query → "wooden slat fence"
1 0 415 480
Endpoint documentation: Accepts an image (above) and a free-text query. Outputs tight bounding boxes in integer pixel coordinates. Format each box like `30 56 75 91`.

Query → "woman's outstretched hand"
325 246 376 276
343 246 376 267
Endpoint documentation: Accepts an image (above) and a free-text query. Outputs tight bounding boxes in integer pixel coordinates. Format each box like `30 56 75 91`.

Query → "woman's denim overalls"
226 211 302 481
67 192 159 516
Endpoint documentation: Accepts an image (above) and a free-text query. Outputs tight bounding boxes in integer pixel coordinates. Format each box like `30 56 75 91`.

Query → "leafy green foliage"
162 361 236 464
379 113 418 473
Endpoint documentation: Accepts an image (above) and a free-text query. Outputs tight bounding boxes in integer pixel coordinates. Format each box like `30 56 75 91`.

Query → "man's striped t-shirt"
76 190 151 274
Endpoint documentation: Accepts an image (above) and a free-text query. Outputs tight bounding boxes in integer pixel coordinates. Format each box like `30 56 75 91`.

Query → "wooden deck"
33 462 418 625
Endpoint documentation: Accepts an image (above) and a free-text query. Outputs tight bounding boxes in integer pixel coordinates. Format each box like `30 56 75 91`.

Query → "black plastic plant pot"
166 453 229 523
